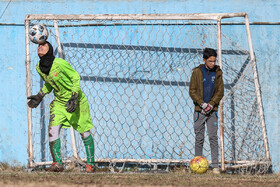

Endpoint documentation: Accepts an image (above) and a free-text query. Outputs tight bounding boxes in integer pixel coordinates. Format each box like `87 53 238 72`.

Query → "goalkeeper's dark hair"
203 48 217 60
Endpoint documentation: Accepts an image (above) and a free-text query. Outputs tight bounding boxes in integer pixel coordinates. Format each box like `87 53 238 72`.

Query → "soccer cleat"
85 164 95 173
45 162 64 172
212 168 220 174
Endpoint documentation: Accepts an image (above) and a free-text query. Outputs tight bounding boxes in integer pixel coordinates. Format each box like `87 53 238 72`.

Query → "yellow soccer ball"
190 156 209 174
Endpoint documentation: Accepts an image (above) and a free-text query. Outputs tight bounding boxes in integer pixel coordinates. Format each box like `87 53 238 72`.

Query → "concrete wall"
0 0 279 171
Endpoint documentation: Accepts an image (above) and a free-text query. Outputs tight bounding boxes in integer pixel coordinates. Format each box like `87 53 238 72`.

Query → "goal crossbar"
25 13 248 21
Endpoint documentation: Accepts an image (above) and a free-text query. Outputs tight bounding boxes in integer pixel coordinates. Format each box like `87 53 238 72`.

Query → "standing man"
27 41 95 173
189 48 224 174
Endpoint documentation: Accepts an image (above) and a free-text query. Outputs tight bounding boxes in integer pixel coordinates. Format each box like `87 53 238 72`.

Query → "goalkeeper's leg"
80 130 95 172
46 125 64 172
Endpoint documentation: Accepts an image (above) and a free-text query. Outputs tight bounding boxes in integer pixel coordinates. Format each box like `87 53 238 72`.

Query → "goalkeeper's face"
38 42 49 57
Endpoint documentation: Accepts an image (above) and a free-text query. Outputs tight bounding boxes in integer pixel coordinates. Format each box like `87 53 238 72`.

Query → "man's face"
203 56 216 69
38 42 49 57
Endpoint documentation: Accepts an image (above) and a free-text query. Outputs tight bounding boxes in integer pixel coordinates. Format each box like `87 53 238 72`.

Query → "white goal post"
25 13 271 173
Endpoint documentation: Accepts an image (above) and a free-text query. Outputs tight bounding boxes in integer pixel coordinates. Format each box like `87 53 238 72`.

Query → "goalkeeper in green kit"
27 41 95 173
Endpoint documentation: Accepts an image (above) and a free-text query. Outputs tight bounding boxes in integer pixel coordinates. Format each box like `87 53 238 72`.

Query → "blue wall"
0 0 279 171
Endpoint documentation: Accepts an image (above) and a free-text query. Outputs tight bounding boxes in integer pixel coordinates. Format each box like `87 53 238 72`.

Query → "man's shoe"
85 164 95 173
212 168 220 174
45 162 64 172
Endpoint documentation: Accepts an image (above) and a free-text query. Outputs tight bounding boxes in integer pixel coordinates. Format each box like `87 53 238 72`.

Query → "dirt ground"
0 170 280 187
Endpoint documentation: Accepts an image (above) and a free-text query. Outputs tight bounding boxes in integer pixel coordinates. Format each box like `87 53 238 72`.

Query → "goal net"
25 13 271 173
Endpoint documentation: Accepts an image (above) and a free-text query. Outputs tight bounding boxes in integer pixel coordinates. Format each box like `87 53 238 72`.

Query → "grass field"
0 165 279 187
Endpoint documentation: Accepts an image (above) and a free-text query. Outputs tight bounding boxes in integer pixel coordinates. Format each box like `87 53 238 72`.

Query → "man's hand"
204 103 213 114
27 91 45 108
65 92 78 113
200 103 208 110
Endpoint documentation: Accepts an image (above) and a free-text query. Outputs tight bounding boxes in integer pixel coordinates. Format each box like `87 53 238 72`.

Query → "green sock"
49 139 62 165
82 135 95 165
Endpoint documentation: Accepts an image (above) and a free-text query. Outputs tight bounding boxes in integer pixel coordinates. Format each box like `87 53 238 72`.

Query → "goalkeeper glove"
200 103 208 110
27 90 45 108
201 109 207 115
204 103 213 114
65 92 78 113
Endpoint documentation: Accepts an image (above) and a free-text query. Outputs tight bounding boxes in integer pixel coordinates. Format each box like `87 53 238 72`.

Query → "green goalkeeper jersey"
36 58 81 103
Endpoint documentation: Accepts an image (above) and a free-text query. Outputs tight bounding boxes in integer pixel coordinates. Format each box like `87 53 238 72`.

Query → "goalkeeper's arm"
27 82 53 108
27 90 45 108
59 60 81 113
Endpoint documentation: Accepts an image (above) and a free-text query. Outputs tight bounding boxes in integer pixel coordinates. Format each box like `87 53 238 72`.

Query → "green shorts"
49 93 93 133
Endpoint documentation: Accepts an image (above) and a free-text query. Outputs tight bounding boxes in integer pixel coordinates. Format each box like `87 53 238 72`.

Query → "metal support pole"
217 18 225 171
53 20 78 159
53 20 64 59
25 19 34 168
244 14 271 161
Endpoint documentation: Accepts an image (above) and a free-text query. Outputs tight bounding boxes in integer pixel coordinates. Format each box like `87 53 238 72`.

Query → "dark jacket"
189 64 224 111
